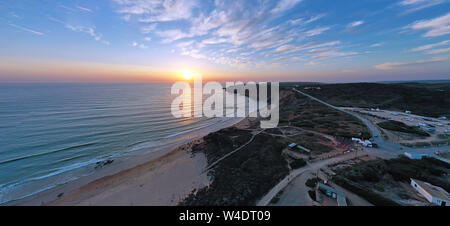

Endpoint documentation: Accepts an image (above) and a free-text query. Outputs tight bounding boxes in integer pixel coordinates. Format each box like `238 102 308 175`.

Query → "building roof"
411 179 450 201
297 145 311 153
318 183 347 206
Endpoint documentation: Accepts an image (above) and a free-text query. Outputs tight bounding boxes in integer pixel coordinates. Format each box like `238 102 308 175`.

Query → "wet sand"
9 138 209 206
9 117 248 206
50 140 209 206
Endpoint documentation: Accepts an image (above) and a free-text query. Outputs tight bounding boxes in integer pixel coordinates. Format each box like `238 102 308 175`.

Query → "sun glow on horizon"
181 70 194 80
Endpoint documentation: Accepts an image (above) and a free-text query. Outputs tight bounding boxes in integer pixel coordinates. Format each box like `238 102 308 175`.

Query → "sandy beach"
50 140 209 206
10 138 208 206
7 117 247 206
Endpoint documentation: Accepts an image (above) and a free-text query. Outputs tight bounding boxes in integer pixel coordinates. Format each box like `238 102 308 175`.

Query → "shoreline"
7 117 246 206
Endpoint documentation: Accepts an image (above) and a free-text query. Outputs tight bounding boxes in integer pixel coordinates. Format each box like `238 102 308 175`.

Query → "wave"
0 156 107 204
0 142 97 165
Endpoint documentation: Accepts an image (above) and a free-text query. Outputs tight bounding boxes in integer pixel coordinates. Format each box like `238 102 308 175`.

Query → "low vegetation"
298 82 450 118
180 133 290 206
333 176 400 206
290 158 307 169
279 89 371 139
378 120 430 137
308 190 316 201
332 156 450 206
305 178 323 188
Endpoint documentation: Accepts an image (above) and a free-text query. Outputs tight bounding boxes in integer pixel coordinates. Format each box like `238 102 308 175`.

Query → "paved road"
292 88 450 159
269 171 314 206
257 150 370 206
257 89 449 206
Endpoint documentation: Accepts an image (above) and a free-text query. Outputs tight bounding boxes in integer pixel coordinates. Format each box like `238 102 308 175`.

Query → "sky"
0 0 450 83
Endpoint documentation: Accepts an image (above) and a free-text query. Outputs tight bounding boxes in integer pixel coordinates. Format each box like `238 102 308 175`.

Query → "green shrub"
290 158 307 169
308 190 316 201
378 120 430 137
333 176 399 206
305 178 322 188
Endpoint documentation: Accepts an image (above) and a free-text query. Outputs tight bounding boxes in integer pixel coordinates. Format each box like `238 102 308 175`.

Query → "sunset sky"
1 0 450 82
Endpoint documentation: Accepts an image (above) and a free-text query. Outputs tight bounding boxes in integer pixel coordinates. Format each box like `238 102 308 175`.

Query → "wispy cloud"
10 12 20 18
272 41 341 55
305 27 330 37
115 0 198 22
427 47 450 54
50 17 110 45
398 0 446 15
76 6 93 13
271 0 303 14
407 12 450 37
410 40 450 52
9 23 44 35
156 29 193 43
375 56 449 70
348 20 364 28
112 0 355 68
66 25 110 45
132 41 148 49
370 42 384 47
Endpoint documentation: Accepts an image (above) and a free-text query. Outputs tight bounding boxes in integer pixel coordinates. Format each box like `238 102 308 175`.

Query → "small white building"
404 152 429 160
410 179 449 206
317 183 347 206
352 138 372 147
405 110 412 114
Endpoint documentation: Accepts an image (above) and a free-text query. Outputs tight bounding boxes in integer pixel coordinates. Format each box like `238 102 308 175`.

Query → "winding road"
256 88 450 206
257 149 371 206
292 88 450 159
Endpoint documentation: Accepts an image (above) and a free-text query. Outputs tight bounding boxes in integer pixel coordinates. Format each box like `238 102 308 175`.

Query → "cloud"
140 24 157 34
132 41 148 49
289 14 326 25
399 0 446 15
76 6 93 13
60 4 93 13
311 50 358 60
273 41 341 55
410 40 450 51
112 1 353 68
271 0 303 14
427 47 450 54
10 12 20 18
9 23 44 35
370 43 383 47
115 0 198 22
348 20 364 28
155 29 193 43
375 56 449 70
408 12 450 37
49 17 110 45
304 27 330 37
65 24 110 45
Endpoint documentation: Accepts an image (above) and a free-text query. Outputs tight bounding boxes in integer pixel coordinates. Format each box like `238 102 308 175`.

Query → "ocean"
0 83 250 204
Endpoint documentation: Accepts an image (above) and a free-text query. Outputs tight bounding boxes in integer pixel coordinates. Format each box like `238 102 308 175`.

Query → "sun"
181 70 194 80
